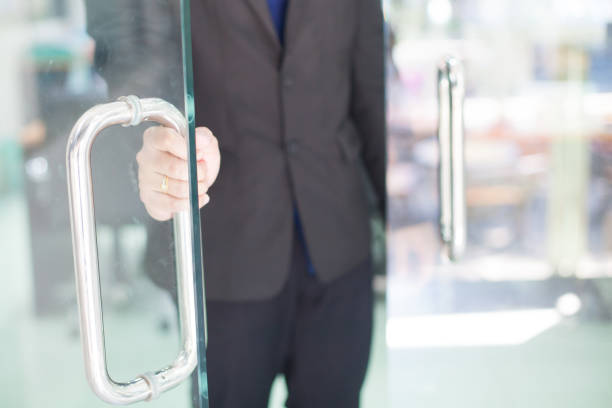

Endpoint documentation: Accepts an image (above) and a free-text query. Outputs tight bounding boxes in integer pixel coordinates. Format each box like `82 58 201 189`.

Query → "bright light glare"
387 309 561 349
427 0 452 25
556 293 582 317
553 0 586 19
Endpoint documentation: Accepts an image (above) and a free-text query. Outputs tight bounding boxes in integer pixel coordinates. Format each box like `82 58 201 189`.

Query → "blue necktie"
266 0 289 44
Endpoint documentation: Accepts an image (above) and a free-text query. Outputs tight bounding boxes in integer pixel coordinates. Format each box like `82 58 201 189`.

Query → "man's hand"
136 126 220 221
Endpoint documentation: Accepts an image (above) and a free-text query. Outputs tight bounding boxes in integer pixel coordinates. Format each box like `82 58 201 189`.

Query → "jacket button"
286 139 299 154
283 77 294 88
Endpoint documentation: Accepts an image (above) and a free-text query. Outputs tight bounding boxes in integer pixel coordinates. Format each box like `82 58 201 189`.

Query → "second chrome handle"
437 57 466 261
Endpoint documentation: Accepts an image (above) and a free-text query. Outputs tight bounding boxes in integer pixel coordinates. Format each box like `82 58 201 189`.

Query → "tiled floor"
387 320 612 408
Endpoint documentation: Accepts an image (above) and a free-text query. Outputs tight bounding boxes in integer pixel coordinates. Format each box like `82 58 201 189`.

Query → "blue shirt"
294 210 316 275
266 0 289 44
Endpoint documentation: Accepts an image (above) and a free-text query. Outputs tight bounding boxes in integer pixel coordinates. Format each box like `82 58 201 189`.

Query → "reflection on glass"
0 1 202 407
386 0 612 406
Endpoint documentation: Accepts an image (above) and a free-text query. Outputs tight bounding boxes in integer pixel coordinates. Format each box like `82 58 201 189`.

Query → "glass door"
0 0 208 406
386 0 612 406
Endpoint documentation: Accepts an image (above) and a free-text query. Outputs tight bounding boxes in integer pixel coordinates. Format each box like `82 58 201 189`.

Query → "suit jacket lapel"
245 0 281 53
284 0 307 56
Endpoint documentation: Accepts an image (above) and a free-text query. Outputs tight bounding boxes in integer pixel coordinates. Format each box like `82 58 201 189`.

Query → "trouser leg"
284 259 374 408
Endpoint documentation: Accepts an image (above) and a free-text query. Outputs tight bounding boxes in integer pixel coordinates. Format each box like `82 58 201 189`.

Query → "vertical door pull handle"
437 58 467 261
66 96 198 405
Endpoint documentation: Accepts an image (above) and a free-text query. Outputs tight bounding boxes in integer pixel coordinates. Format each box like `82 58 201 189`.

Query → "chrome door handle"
66 96 197 405
437 57 466 261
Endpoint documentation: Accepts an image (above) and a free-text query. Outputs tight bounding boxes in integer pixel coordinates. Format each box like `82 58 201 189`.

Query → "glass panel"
0 1 206 407
386 0 612 406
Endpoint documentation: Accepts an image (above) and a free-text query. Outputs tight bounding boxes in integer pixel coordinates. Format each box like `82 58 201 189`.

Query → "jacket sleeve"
350 0 387 221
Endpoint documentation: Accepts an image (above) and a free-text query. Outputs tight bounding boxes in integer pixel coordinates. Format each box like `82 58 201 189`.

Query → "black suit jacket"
88 0 386 301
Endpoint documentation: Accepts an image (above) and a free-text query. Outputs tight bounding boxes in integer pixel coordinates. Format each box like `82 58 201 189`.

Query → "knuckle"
162 129 174 147
143 127 156 142
168 161 182 177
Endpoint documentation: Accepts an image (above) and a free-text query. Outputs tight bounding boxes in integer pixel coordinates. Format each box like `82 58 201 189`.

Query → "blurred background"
385 0 612 407
0 0 611 407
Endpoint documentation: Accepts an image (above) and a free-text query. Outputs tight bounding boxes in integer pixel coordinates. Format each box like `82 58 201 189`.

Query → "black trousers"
204 231 374 408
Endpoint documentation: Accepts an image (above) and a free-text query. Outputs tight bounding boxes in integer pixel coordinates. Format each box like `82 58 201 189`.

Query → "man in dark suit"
90 0 385 406
191 2 386 405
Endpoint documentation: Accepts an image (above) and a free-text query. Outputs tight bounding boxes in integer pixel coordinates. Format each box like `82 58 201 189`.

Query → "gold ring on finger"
160 175 169 194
